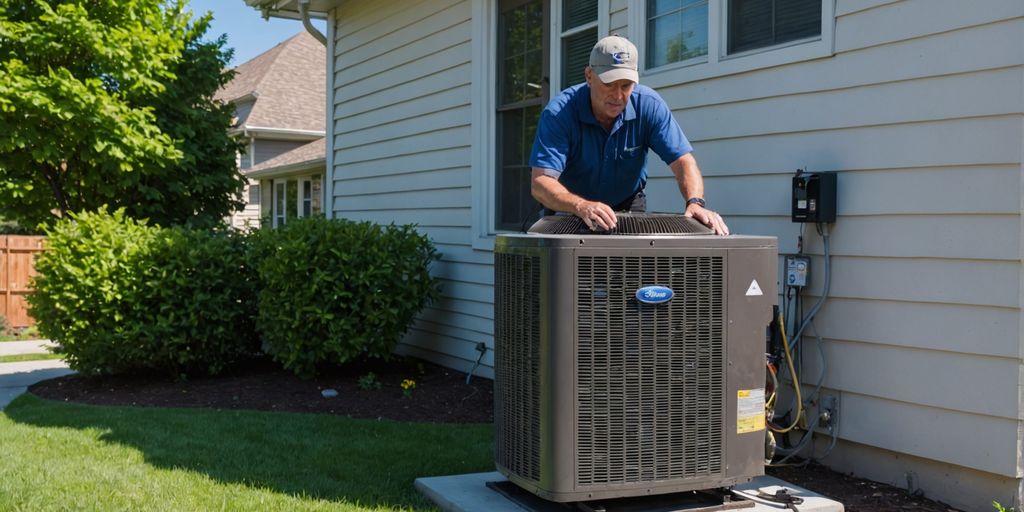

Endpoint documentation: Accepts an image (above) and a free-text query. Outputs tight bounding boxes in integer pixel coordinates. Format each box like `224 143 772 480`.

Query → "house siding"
325 0 1024 507
635 0 1024 508
330 0 487 374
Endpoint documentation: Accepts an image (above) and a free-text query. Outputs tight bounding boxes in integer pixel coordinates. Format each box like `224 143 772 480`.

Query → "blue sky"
186 0 326 67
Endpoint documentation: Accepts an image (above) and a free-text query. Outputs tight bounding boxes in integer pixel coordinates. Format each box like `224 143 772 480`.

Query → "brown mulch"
29 357 958 511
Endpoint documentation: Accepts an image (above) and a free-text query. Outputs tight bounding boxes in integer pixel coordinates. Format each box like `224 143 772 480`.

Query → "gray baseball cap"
589 35 639 84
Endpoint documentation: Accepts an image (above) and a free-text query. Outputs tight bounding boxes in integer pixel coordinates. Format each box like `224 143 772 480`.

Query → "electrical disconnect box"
785 256 810 288
792 171 837 223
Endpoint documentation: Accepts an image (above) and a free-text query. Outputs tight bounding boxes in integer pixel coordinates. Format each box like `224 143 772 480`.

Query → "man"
529 35 729 235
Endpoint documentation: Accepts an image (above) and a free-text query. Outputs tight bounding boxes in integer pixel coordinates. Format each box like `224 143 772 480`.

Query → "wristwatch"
686 197 706 208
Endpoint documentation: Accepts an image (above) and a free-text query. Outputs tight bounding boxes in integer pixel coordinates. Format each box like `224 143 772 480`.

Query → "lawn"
0 394 494 511
0 353 63 363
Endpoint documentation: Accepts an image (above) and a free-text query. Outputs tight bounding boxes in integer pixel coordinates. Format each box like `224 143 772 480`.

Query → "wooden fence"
0 235 45 329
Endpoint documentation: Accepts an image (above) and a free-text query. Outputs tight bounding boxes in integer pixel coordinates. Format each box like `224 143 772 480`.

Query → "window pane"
286 179 298 222
728 0 821 54
562 27 596 88
302 180 312 217
248 184 260 204
776 0 820 42
499 1 544 105
647 1 708 68
562 0 597 31
649 0 681 17
311 175 322 216
496 104 542 231
274 182 285 226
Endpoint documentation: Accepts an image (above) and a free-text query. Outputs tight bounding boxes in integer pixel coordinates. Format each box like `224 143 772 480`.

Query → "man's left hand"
685 204 730 235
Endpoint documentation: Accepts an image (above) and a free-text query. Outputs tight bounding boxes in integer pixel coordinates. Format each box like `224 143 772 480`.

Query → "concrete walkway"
0 340 74 410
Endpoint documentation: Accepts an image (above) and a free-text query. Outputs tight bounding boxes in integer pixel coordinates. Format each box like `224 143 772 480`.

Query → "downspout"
298 0 327 46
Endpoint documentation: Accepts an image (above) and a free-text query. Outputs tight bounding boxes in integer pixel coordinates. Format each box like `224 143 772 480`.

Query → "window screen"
728 0 820 54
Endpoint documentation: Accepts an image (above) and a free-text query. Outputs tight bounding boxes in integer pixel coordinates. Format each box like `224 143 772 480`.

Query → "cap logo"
612 51 630 64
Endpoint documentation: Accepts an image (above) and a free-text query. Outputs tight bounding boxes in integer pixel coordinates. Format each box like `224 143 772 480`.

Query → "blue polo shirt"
529 83 692 207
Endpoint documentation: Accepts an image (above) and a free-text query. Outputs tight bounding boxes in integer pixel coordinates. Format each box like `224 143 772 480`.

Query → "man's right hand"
573 200 617 231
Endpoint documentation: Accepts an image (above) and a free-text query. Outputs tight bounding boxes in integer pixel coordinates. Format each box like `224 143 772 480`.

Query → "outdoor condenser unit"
494 213 777 502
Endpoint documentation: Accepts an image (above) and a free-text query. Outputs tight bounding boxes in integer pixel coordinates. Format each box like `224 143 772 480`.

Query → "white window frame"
631 0 836 89
471 0 610 249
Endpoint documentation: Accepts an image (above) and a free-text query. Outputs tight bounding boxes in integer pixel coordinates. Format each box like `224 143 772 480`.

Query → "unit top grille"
527 213 713 235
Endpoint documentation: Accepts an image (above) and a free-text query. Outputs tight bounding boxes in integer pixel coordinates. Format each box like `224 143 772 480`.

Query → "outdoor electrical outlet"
814 392 840 433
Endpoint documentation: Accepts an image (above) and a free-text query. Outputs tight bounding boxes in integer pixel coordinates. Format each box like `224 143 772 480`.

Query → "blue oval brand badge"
636 286 674 304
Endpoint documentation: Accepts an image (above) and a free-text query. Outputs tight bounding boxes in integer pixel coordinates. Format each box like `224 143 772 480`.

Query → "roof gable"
216 31 326 134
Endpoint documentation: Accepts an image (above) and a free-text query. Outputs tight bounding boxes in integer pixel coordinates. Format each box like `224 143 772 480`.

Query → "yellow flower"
401 379 416 391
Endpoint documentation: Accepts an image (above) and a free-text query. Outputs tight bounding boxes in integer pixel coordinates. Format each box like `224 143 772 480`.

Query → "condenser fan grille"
528 213 712 235
576 255 725 486
494 253 542 482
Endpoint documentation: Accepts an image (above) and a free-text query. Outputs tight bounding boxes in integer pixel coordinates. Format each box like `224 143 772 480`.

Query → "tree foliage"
0 0 244 229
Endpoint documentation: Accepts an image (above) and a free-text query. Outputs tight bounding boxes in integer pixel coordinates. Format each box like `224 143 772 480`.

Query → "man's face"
585 67 636 126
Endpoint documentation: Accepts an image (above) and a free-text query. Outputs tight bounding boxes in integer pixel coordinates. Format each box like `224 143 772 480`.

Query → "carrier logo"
636 286 674 304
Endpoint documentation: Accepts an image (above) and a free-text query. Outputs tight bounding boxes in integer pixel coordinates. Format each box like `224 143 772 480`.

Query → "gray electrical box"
785 255 810 288
494 214 778 502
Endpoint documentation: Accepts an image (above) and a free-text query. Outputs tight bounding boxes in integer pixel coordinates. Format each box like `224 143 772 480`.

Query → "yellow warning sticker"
737 388 766 434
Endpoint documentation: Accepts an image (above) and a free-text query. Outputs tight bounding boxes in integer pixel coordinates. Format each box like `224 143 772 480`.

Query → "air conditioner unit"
494 213 777 502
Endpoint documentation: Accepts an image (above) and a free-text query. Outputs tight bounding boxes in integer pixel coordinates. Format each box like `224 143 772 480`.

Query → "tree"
0 0 244 229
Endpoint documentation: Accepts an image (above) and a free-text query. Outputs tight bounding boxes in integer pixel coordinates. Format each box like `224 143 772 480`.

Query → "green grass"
0 353 63 363
1 394 494 511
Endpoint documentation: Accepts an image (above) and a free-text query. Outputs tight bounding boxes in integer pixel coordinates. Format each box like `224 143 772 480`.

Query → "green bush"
28 209 258 377
254 217 441 377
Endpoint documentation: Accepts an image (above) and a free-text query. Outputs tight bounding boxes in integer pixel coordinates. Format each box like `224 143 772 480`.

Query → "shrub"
28 209 258 377
254 217 441 377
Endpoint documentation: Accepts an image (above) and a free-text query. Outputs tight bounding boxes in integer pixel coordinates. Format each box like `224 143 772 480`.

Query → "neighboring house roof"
215 31 326 134
245 138 326 179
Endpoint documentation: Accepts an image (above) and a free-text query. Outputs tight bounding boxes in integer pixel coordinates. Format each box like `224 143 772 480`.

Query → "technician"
529 35 729 235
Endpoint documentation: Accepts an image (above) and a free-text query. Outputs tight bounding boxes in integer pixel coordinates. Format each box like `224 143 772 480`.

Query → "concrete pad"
415 472 844 512
0 340 57 356
0 359 74 409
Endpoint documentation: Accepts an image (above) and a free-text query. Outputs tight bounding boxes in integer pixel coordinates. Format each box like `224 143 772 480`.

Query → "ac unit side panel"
724 245 778 479
493 247 544 485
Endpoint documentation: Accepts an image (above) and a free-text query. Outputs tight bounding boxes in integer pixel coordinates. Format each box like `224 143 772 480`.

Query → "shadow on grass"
5 394 494 510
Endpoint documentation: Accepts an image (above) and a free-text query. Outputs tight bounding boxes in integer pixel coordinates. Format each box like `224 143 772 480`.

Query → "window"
560 0 599 89
271 175 322 228
643 0 825 74
727 0 821 54
248 184 260 205
495 0 546 232
646 0 709 68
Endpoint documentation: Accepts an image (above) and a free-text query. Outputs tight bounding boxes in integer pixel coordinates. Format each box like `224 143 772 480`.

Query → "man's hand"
685 203 730 235
574 199 617 231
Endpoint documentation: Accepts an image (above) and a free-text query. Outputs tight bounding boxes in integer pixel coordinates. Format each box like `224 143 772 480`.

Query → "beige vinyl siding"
254 139 307 166
330 0 487 375
609 0 628 36
634 0 1024 505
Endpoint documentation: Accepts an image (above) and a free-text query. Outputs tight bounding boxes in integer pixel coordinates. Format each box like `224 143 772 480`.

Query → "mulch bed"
28 356 959 511
30 357 493 424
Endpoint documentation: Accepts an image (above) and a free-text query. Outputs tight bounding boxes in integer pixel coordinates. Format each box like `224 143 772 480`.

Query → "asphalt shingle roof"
215 31 326 133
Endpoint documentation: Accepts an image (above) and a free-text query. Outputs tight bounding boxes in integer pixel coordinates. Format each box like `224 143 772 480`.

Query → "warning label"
745 279 763 296
737 388 766 434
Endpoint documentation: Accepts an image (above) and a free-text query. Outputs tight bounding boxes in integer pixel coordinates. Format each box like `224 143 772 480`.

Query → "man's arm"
531 167 618 230
669 153 730 235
